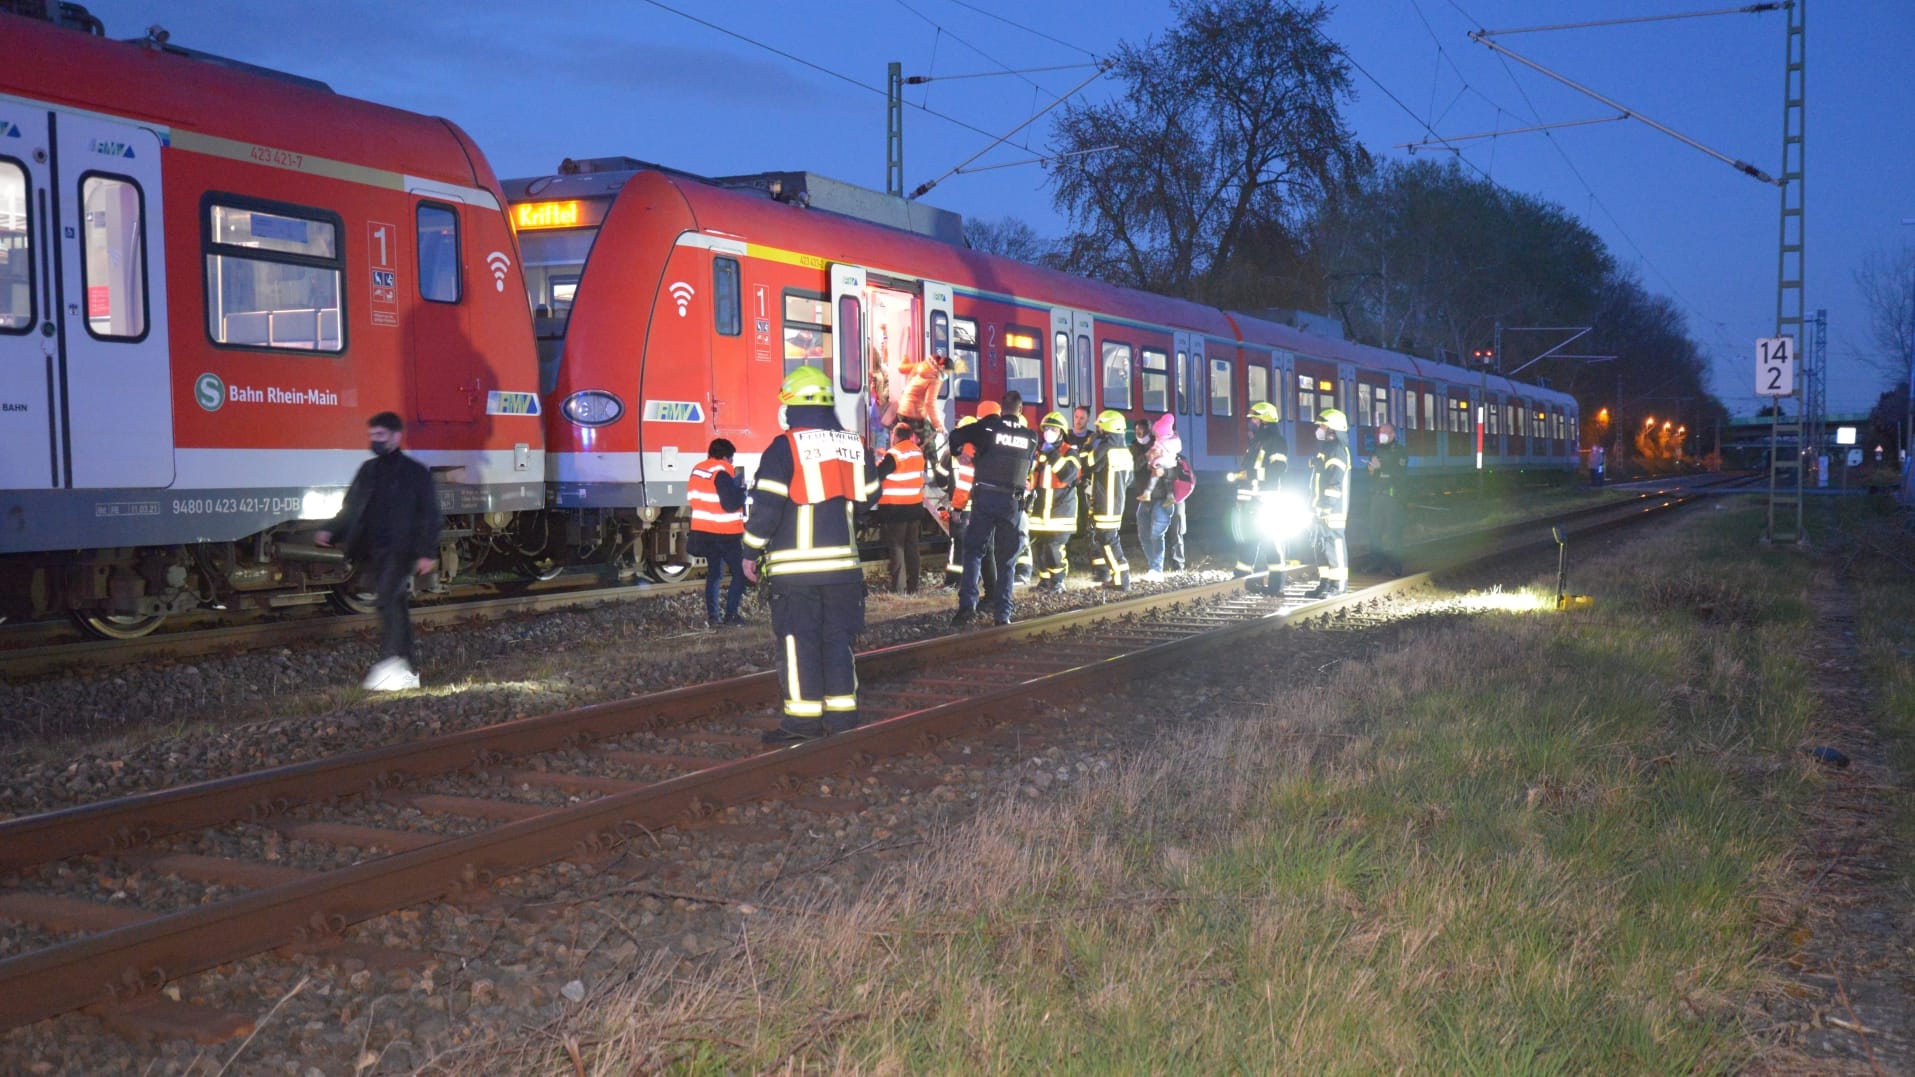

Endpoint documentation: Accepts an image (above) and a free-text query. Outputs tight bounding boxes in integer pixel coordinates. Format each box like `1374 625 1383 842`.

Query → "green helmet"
1316 407 1349 433
1095 409 1128 434
778 364 834 406
1040 410 1069 430
1248 401 1280 424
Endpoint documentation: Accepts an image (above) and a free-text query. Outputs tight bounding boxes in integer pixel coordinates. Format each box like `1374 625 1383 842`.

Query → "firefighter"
948 390 1038 626
1309 407 1353 598
1028 411 1081 591
874 422 926 593
1228 401 1289 592
686 437 748 627
743 366 882 744
1084 409 1135 590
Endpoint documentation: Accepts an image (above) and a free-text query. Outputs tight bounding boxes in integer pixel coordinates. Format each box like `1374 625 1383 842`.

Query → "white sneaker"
1140 569 1166 583
362 657 417 691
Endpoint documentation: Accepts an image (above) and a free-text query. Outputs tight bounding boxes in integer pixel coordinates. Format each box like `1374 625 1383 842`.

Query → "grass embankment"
1834 497 1915 886
485 499 1889 1074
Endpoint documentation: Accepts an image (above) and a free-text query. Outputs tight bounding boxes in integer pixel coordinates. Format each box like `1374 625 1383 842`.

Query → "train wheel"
327 584 380 615
646 559 693 584
523 557 566 582
74 610 166 640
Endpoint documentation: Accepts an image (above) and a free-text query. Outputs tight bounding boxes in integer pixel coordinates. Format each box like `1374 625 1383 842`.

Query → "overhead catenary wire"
938 0 1103 60
909 62 1111 199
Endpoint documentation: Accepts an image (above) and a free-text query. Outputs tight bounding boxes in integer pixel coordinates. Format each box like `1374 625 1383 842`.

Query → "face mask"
370 438 396 456
1043 428 1061 444
1316 428 1330 441
1378 434 1393 445
777 405 789 429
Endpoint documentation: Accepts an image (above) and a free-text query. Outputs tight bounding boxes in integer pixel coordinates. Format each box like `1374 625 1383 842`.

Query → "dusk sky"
81 0 1915 418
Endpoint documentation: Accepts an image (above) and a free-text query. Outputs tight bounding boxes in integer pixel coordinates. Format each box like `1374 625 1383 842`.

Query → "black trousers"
1370 494 1405 574
768 578 866 734
959 489 1022 620
372 552 417 665
880 520 921 593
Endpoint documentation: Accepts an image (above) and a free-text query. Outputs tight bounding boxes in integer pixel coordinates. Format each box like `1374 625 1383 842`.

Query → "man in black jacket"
948 390 1038 626
316 411 441 690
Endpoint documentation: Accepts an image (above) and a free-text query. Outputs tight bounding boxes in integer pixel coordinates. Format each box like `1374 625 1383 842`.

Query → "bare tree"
1853 244 1914 385
962 215 1056 265
1046 0 1360 302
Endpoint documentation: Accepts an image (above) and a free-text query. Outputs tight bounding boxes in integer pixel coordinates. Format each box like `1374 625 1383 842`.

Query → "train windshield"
519 224 601 393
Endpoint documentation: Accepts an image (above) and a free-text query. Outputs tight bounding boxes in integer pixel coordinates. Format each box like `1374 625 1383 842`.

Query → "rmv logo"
90 139 135 159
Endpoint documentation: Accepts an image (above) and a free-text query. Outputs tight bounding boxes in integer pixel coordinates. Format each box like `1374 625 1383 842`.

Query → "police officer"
874 422 926 593
1028 411 1081 591
687 437 748 627
949 390 1038 626
1365 422 1408 576
743 366 881 744
1084 409 1135 590
1228 401 1288 592
1308 408 1353 598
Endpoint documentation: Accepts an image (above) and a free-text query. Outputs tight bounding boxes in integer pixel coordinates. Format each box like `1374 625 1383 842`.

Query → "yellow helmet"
1248 401 1280 424
955 414 978 428
1040 410 1069 430
1316 407 1348 433
1095 409 1128 434
778 364 834 406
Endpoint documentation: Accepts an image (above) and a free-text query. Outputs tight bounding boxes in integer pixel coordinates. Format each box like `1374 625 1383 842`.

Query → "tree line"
965 0 1733 450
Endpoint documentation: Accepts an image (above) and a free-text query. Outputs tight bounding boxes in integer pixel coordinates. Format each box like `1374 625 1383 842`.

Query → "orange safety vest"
880 440 925 507
687 458 744 534
950 454 975 511
781 428 864 505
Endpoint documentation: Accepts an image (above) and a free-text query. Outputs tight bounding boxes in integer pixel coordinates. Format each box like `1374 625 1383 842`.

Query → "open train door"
53 111 172 488
826 263 868 438
922 280 954 433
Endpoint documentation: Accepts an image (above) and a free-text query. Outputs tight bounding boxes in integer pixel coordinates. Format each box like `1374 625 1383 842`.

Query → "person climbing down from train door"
1029 411 1081 592
1365 422 1408 577
744 366 882 744
1134 412 1183 582
1228 401 1288 593
1309 408 1353 598
898 351 951 450
1085 409 1136 591
316 411 441 692
874 422 927 594
687 438 748 628
949 391 1038 627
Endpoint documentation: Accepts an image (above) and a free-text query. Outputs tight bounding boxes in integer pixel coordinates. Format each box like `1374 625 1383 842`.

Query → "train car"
0 13 544 636
508 160 1576 571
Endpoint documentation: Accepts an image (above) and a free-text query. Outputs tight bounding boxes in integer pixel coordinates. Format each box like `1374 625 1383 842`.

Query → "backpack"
1170 453 1196 503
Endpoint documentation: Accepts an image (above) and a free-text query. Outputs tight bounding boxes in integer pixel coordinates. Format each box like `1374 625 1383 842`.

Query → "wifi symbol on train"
485 251 512 292
669 281 695 317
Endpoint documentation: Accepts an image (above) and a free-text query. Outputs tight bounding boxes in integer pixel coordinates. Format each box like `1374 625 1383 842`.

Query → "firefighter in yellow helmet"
1308 407 1352 598
1028 411 1081 591
1084 409 1135 590
1229 400 1289 593
745 365 882 743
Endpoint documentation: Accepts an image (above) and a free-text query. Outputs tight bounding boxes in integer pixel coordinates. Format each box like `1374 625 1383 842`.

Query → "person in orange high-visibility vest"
687 438 748 627
745 366 882 744
873 422 927 593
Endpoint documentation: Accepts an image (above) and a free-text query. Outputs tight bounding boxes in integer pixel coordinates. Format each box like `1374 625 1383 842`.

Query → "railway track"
0 482 1724 1039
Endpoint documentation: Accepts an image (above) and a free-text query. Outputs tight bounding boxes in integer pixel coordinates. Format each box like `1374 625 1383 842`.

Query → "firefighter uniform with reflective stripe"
1084 432 1134 589
943 449 981 584
875 434 926 593
1309 436 1352 594
1232 422 1289 584
1028 436 1080 591
688 455 747 624
745 405 880 736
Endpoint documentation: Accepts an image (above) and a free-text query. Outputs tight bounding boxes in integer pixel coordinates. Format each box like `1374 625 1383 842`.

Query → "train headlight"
1255 492 1312 542
561 389 624 427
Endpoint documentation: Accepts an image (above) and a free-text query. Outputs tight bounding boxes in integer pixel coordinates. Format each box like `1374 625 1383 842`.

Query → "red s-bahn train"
0 14 544 636
504 159 1579 575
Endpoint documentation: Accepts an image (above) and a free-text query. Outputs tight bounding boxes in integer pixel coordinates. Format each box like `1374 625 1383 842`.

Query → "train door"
52 112 172 488
1049 307 1093 419
1172 331 1202 455
922 280 953 431
409 196 480 422
0 102 56 491
826 263 868 437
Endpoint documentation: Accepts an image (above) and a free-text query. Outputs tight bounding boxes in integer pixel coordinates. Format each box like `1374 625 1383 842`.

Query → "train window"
1423 392 1436 432
1141 349 1169 413
1246 364 1267 415
1074 335 1093 412
1209 357 1233 417
1101 340 1132 410
416 202 460 304
1533 409 1546 439
1487 400 1500 436
1005 323 1042 403
1372 387 1390 428
80 174 147 341
1357 384 1372 427
950 317 979 401
781 290 831 375
930 309 950 359
0 161 29 333
205 198 343 353
1296 373 1312 425
712 257 741 336
836 295 863 395
1174 351 1189 414
1051 331 1071 409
